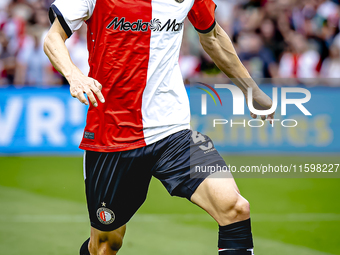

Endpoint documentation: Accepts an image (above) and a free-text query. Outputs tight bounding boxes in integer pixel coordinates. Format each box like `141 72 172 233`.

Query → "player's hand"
247 88 275 123
67 69 105 107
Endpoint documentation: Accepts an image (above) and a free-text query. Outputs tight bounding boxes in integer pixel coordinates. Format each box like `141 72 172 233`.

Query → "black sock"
218 218 254 255
80 238 90 255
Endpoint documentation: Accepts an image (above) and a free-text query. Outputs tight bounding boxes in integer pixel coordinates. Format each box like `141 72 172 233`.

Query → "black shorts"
83 129 226 231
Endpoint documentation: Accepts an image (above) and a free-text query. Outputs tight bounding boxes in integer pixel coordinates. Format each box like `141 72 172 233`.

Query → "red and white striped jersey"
49 0 216 152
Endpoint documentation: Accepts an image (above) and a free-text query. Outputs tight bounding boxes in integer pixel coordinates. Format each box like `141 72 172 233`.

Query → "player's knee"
109 235 124 252
235 197 250 218
216 196 250 226
88 234 124 255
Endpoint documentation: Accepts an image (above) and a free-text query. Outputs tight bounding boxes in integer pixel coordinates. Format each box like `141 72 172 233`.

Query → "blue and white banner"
190 85 340 153
0 87 87 154
0 86 339 154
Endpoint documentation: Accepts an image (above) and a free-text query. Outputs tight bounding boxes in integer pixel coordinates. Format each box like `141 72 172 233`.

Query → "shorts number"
191 131 213 151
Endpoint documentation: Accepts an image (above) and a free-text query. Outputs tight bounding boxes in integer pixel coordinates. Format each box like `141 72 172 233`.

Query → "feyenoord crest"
97 207 115 225
175 0 184 3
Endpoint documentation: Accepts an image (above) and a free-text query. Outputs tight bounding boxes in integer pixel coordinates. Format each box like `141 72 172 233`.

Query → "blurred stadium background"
0 0 340 254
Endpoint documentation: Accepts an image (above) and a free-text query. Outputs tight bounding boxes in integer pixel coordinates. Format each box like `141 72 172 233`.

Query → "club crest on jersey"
97 207 115 225
106 17 184 32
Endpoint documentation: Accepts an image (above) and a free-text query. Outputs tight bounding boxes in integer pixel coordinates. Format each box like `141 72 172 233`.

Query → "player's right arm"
188 0 274 121
43 18 104 107
198 23 274 121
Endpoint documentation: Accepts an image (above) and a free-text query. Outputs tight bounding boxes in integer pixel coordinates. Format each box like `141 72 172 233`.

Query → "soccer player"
44 0 274 254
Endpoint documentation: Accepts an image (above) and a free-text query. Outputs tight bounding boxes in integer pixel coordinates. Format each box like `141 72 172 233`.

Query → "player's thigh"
84 150 153 231
154 130 239 200
191 171 249 226
89 225 126 255
153 130 249 225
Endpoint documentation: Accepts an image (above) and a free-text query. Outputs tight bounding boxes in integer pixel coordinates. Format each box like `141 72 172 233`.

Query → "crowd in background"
0 0 339 87
0 0 87 87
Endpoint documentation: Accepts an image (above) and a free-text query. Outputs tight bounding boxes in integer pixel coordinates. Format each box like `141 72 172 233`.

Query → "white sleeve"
49 0 96 37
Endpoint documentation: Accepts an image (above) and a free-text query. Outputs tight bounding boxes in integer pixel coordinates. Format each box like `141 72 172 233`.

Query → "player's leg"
81 150 153 255
88 225 126 255
153 130 254 255
191 174 254 254
191 173 249 225
80 225 126 255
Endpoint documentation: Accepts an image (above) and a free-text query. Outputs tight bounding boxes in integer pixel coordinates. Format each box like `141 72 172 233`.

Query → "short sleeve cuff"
49 4 73 38
195 20 216 34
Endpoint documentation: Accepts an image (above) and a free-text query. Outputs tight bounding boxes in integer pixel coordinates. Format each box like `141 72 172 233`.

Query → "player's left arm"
198 23 274 121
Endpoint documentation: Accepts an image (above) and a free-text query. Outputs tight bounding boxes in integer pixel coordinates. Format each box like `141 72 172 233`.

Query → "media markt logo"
197 84 312 128
149 18 162 31
106 17 184 32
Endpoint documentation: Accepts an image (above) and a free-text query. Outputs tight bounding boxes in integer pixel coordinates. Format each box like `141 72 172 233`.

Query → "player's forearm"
199 24 259 94
43 30 80 81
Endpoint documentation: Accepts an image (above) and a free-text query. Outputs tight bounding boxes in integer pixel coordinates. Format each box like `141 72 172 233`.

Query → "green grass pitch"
0 155 339 255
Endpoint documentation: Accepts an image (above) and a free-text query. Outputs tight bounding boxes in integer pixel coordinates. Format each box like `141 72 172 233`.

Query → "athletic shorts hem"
90 222 125 232
171 175 208 201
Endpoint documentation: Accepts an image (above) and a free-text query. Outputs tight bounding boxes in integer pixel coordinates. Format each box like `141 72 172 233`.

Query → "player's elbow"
200 38 235 68
43 29 66 56
200 35 217 53
43 31 56 56
43 35 50 56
